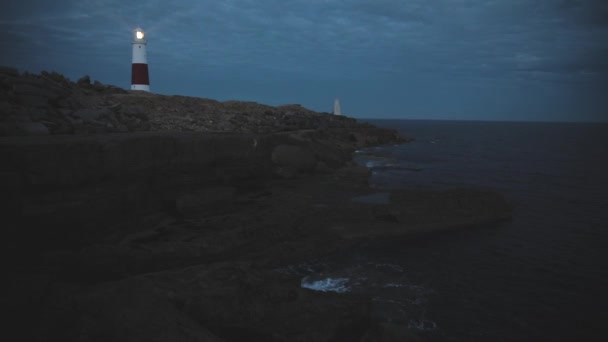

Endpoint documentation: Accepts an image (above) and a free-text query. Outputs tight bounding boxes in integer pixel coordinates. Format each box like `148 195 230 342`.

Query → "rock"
120 105 148 120
16 122 49 135
271 144 317 175
58 97 81 110
176 186 237 216
13 83 56 98
10 108 32 122
27 108 48 121
1 67 408 141
41 70 70 85
333 188 512 239
49 122 72 135
63 263 372 342
12 76 47 89
313 142 350 168
15 94 49 108
334 164 372 185
105 85 128 94
0 106 513 342
73 107 113 122
0 78 12 98
315 160 334 174
43 278 224 342
0 122 17 136
0 101 14 119
0 65 523 342
362 323 423 342
92 80 105 91
116 123 129 132
77 75 91 85
0 66 19 77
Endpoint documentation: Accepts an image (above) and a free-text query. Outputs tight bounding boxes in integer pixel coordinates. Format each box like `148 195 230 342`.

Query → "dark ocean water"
297 120 608 341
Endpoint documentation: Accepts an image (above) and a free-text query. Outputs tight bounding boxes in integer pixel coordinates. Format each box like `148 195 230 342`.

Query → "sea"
292 120 608 341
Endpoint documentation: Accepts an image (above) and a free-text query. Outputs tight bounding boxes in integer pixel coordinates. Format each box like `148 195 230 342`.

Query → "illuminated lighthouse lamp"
131 27 150 91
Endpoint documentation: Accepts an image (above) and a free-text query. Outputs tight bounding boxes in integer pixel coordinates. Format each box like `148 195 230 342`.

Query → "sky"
1 0 607 122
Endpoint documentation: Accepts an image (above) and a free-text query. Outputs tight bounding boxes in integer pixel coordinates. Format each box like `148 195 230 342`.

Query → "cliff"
1 66 510 341
0 65 401 139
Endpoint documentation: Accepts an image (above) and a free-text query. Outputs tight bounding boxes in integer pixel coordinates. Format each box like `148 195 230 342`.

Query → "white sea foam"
301 276 351 293
365 160 382 168
408 319 437 331
383 282 406 288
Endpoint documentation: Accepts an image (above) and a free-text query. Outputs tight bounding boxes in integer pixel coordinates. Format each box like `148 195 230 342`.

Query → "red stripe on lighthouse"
131 63 149 85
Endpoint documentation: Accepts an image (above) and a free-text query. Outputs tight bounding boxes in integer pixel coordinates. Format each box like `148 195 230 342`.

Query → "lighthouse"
131 27 150 91
333 98 341 115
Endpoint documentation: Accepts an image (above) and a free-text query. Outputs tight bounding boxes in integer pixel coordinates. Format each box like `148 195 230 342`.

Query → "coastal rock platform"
1 67 511 341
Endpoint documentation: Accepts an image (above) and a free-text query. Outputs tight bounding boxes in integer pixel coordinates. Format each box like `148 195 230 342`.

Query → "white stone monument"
333 98 341 115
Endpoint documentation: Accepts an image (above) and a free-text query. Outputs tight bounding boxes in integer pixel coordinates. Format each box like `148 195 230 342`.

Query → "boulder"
120 105 148 120
175 186 237 216
27 108 48 121
16 122 49 135
0 79 12 99
92 80 105 91
105 85 128 94
271 144 317 174
41 70 71 85
13 83 57 98
0 123 17 136
362 323 423 342
333 188 512 239
0 101 14 119
41 278 224 342
11 108 32 122
11 77 47 89
0 66 19 77
60 262 372 342
77 75 91 85
73 107 113 122
15 94 49 108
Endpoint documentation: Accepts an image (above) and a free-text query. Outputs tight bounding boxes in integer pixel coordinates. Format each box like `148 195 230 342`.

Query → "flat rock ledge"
1 67 511 342
1 131 511 342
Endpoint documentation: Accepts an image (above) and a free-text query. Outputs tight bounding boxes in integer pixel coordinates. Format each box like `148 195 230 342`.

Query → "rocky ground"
1 67 512 341
0 65 389 137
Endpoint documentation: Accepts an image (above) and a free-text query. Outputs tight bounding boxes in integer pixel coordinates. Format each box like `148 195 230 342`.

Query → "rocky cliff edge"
1 66 510 342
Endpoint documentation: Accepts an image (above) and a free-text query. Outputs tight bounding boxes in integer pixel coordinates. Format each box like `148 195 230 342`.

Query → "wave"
300 276 351 293
408 319 438 331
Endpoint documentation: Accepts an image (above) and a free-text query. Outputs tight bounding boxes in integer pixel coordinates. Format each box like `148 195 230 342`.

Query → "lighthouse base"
131 84 150 92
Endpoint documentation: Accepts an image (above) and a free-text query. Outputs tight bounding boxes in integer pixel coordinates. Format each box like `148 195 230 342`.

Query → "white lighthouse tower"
333 98 341 115
131 27 150 91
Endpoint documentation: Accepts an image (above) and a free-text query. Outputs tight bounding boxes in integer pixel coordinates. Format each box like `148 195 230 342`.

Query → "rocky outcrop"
271 144 317 178
326 189 513 240
36 262 371 342
1 132 511 341
1 66 510 341
0 67 409 141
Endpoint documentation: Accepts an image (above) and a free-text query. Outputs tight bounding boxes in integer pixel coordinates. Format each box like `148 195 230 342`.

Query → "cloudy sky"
1 0 607 121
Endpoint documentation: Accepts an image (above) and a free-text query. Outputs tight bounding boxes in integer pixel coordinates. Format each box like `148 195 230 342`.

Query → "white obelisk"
333 98 341 115
131 27 150 91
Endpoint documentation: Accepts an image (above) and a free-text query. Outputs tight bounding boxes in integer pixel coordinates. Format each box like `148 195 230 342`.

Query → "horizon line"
356 117 608 124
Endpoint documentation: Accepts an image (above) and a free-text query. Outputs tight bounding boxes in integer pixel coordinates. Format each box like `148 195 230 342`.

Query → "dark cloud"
557 0 608 27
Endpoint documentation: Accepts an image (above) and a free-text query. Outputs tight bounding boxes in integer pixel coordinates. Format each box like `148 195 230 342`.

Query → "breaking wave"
300 276 351 293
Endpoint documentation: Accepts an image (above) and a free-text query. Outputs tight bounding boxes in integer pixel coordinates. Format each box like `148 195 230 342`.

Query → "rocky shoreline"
1 67 511 341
